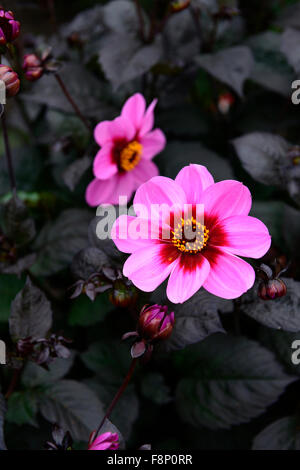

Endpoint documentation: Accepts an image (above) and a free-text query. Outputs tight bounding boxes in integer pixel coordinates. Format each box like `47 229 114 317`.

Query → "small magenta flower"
0 8 20 46
112 164 271 303
138 304 174 342
86 93 166 206
88 431 119 450
23 54 44 82
0 65 20 97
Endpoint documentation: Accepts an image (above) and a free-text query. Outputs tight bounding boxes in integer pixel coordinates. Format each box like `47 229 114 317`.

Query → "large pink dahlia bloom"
111 164 271 304
86 93 166 206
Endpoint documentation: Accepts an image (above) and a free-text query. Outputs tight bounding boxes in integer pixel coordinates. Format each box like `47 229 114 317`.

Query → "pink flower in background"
86 93 166 206
112 164 271 303
88 431 119 450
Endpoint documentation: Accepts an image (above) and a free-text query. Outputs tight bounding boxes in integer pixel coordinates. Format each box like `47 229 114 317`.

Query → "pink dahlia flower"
88 431 119 450
111 164 271 303
86 93 166 206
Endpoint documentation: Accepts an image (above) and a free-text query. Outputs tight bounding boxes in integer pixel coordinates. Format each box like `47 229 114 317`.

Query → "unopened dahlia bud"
218 92 235 114
23 54 43 82
0 8 20 46
258 278 287 301
88 431 119 451
109 279 138 308
137 304 174 342
0 65 20 97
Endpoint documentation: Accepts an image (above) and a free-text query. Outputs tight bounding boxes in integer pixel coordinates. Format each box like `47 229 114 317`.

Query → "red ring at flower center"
171 216 209 254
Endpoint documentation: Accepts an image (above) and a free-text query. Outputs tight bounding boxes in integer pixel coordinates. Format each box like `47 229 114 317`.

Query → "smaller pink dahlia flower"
86 93 166 206
88 431 119 451
111 164 271 304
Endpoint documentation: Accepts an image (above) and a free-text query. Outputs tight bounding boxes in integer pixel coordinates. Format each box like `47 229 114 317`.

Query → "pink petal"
175 164 214 204
139 99 157 136
140 129 166 159
121 93 146 131
202 180 252 223
133 176 186 218
131 159 159 186
85 176 118 207
110 172 135 204
111 215 157 253
123 244 179 292
110 116 136 141
94 432 112 444
203 247 255 299
167 254 210 303
93 144 117 180
94 121 113 146
211 215 271 258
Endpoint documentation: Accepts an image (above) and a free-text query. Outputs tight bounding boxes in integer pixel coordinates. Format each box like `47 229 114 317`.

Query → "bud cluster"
16 333 72 366
22 48 60 82
70 267 137 307
0 8 20 46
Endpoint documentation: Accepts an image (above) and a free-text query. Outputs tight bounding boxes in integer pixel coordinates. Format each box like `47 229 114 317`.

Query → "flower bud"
0 65 20 97
0 9 20 46
88 431 119 451
258 278 287 301
23 54 43 82
137 304 174 342
109 279 138 308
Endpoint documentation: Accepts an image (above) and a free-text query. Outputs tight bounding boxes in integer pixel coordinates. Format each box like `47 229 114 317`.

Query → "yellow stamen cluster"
172 217 209 254
119 140 142 172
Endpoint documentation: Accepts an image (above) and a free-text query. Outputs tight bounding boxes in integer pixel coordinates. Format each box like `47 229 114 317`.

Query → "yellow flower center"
172 216 209 254
119 141 142 172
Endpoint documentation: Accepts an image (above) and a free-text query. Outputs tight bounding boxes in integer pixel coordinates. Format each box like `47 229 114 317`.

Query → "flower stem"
55 73 91 132
94 358 138 439
134 0 145 41
47 0 58 33
1 112 17 197
5 366 24 400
